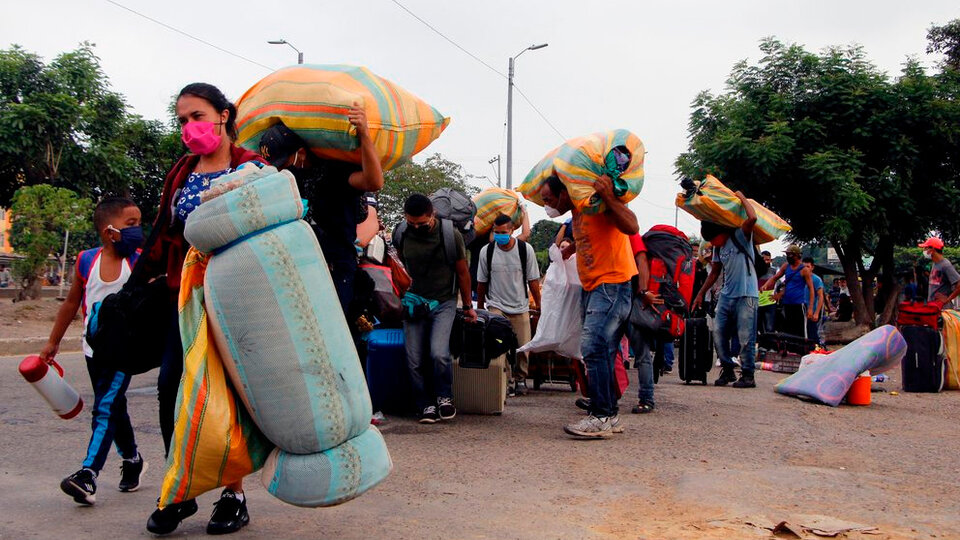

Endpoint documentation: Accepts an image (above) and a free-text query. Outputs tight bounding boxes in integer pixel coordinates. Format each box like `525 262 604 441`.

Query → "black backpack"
449 308 518 369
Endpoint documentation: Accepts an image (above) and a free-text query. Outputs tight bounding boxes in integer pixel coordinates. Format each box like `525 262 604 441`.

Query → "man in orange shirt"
540 174 638 438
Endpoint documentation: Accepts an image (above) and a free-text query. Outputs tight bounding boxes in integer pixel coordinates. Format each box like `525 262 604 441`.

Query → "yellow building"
0 207 12 255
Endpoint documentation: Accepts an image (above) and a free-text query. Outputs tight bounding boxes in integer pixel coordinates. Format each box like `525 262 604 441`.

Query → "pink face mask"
181 121 223 155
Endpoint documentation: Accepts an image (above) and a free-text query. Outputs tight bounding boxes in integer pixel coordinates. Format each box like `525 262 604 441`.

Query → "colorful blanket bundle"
775 325 906 406
518 129 645 214
163 163 392 508
938 310 960 390
159 248 272 508
473 187 523 235
235 64 449 170
675 174 791 244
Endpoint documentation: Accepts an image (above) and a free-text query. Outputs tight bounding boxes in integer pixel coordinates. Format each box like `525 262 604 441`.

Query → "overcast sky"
3 1 957 248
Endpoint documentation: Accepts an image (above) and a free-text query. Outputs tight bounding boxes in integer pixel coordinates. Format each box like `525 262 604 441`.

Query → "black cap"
258 122 304 167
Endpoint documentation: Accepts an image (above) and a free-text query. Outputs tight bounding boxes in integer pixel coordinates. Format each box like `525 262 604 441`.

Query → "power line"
105 0 273 71
389 0 505 79
513 84 566 141
389 0 566 142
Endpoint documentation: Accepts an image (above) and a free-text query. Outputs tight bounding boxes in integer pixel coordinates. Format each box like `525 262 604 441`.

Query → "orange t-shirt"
572 211 638 291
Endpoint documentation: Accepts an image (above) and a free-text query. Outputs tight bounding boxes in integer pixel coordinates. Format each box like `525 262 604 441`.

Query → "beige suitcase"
452 354 508 414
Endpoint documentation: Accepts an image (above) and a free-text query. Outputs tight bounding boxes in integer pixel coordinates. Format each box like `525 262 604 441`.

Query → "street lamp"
506 43 548 189
268 39 304 64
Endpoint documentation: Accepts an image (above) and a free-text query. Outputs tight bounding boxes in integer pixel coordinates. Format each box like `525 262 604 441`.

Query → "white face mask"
544 205 562 218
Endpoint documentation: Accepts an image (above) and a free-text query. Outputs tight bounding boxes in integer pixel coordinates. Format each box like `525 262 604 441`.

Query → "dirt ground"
2 350 958 540
0 297 80 341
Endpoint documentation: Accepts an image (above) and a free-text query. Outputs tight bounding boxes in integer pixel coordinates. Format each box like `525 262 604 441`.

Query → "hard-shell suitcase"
678 317 712 384
901 325 946 393
453 354 509 414
365 328 414 414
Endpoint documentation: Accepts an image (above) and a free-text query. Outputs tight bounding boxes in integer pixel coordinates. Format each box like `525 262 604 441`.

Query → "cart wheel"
533 378 542 390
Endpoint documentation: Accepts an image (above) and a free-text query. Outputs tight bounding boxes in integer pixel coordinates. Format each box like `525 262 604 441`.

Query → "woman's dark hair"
178 83 238 140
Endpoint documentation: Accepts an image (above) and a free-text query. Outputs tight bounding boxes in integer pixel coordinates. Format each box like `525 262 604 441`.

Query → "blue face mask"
493 233 511 246
109 225 144 257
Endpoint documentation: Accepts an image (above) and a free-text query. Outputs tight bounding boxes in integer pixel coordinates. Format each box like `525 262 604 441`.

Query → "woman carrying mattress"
140 83 262 536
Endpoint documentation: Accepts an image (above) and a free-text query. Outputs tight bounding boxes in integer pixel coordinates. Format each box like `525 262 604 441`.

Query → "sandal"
631 402 655 414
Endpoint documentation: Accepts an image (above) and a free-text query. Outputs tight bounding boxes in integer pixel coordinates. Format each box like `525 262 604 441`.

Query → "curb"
1 336 82 357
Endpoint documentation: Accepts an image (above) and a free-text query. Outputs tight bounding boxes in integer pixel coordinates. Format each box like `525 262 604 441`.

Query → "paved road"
2 352 958 539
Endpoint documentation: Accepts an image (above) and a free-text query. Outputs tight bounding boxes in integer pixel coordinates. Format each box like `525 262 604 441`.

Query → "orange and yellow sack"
235 65 449 171
473 188 523 236
159 249 272 508
675 174 791 244
518 129 645 214
939 310 960 390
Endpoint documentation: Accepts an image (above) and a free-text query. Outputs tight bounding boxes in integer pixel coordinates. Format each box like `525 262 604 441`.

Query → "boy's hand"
39 342 58 363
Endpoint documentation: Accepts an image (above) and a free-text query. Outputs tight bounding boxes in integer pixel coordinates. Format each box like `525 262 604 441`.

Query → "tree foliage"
378 154 480 228
928 19 960 70
676 37 960 326
10 184 92 300
528 219 561 253
0 43 180 224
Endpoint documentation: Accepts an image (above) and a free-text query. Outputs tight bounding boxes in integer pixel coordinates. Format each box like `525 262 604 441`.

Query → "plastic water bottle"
872 374 888 383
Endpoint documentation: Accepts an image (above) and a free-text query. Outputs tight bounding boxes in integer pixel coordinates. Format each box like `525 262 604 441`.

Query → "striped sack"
159 248 273 508
518 129 645 214
183 164 392 507
235 64 449 170
675 174 791 244
939 310 960 390
473 187 522 236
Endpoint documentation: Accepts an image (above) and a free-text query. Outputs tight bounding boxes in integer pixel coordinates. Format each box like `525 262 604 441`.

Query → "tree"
378 154 480 228
0 43 180 221
9 184 91 300
528 219 561 253
928 19 960 70
676 37 960 326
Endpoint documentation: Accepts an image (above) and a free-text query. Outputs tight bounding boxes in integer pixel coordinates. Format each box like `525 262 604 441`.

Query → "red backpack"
642 225 695 337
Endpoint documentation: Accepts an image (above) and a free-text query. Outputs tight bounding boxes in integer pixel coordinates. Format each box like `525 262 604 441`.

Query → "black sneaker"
574 397 591 411
419 405 439 424
206 489 249 535
146 498 198 535
61 468 97 505
119 453 147 492
515 380 529 396
732 374 757 388
437 397 456 420
714 366 738 386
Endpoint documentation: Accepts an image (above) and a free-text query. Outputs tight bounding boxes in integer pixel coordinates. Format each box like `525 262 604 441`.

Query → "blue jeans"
581 282 632 418
631 329 655 405
403 299 457 411
662 341 675 370
714 295 758 373
157 307 183 457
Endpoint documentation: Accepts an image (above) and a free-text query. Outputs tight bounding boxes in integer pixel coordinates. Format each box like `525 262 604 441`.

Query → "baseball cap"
258 122 304 167
918 237 945 250
784 244 802 256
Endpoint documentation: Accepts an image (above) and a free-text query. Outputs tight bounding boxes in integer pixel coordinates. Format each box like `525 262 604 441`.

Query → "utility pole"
57 229 69 299
505 43 548 189
488 155 501 187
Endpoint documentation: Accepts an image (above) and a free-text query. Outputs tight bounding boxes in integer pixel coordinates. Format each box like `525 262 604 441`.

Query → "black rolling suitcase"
678 317 712 385
900 325 946 392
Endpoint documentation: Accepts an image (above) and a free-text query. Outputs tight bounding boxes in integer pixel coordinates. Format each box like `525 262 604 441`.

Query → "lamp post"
506 43 548 190
268 39 304 64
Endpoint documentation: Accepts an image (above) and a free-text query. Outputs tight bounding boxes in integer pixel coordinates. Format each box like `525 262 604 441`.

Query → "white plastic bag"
519 244 582 358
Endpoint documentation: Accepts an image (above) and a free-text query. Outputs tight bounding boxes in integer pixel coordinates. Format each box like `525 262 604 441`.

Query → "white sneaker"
563 415 614 439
